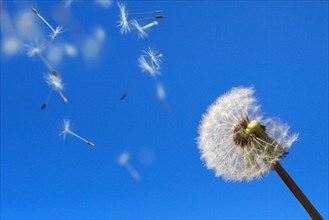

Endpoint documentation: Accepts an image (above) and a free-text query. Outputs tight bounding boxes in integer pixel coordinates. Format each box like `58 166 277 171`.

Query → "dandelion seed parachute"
130 19 146 38
26 43 45 58
60 119 95 147
138 55 160 77
41 74 68 109
120 49 163 101
45 74 64 91
142 47 163 70
60 119 71 140
31 7 63 40
197 86 298 182
49 26 64 41
130 19 158 39
117 2 131 34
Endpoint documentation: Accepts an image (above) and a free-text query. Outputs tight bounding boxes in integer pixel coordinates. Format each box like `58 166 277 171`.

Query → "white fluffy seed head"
117 2 130 34
197 86 298 182
130 19 147 39
60 119 71 140
45 73 64 91
50 26 63 41
138 55 160 78
26 43 45 57
143 47 162 70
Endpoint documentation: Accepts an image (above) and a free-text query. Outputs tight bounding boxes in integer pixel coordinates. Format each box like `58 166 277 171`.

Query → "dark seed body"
120 93 128 100
41 103 47 110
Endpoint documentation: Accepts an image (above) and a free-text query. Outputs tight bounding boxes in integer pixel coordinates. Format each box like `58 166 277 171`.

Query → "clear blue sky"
1 0 328 219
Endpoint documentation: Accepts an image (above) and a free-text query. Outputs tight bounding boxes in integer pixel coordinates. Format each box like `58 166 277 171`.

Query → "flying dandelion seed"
31 7 63 40
41 73 68 109
117 2 130 34
120 51 162 101
142 47 163 70
60 119 95 147
197 86 322 219
138 55 160 77
118 152 141 181
130 19 158 39
116 2 163 35
26 43 60 76
129 19 145 38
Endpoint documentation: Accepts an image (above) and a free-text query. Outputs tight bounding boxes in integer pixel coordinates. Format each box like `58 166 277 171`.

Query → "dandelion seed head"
197 86 298 182
138 55 160 77
130 19 147 39
45 73 64 91
60 119 71 140
26 43 45 57
50 26 63 40
143 47 162 69
117 2 130 34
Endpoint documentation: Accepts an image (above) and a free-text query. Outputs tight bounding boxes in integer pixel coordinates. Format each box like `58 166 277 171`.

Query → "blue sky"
1 0 328 219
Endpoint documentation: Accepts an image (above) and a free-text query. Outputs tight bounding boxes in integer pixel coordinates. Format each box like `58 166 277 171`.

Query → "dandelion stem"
136 15 164 21
37 52 52 71
274 162 323 219
129 10 163 15
32 8 56 32
36 51 59 76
